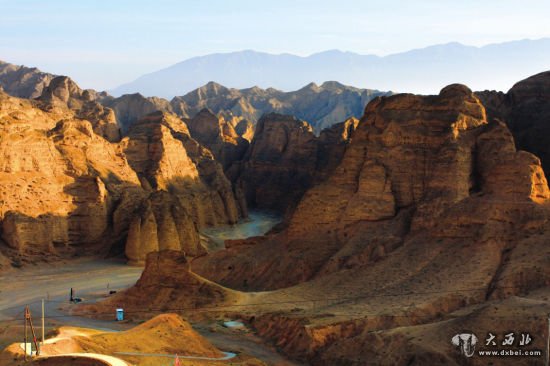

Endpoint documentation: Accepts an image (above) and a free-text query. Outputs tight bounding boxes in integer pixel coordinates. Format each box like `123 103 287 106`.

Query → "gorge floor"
0 212 297 366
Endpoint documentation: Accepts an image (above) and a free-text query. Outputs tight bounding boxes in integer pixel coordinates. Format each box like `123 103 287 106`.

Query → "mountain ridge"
111 38 550 98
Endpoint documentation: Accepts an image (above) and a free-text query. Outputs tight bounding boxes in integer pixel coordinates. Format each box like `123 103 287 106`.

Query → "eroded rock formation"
121 111 241 264
476 71 550 179
184 109 249 169
37 76 121 142
0 86 241 265
186 85 550 364
0 60 55 98
80 250 240 314
170 81 390 133
101 93 173 134
229 113 358 214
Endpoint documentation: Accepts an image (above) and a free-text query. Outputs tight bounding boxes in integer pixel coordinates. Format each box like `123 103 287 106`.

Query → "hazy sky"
1 0 549 90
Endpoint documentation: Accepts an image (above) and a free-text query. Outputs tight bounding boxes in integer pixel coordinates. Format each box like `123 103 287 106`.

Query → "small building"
116 308 124 321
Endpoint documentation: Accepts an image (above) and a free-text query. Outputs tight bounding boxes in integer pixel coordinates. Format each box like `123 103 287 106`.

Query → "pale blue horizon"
1 0 549 90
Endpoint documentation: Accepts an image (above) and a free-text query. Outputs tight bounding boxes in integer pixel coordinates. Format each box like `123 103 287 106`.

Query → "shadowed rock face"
194 84 549 292
184 109 249 170
171 81 390 134
100 93 173 134
476 71 550 179
0 60 55 99
230 113 318 213
229 113 358 215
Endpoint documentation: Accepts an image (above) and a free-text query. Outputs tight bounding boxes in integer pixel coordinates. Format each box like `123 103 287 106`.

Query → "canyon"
0 62 550 366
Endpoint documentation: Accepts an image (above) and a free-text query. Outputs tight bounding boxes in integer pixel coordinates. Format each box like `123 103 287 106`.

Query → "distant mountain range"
0 60 388 133
110 39 550 98
169 81 389 133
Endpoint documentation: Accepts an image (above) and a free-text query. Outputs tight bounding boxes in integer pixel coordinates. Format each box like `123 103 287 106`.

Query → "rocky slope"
229 113 358 214
37 76 121 142
0 60 55 98
476 70 550 179
100 93 173 133
184 85 550 364
171 81 389 133
184 109 249 169
78 250 244 317
0 84 241 266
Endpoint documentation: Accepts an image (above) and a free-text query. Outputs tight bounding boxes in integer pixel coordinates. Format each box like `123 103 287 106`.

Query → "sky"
1 0 550 90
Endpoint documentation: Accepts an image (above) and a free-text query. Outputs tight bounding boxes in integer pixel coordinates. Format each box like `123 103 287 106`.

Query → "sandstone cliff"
0 60 55 99
476 71 550 180
229 113 358 214
100 93 173 133
121 111 241 264
0 88 241 266
196 84 549 287
37 76 121 142
0 89 142 256
170 81 390 133
184 109 249 170
71 82 550 365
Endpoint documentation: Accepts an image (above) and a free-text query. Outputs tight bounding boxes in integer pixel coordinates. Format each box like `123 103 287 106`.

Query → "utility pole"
546 314 550 366
42 299 45 347
23 305 40 358
24 307 27 361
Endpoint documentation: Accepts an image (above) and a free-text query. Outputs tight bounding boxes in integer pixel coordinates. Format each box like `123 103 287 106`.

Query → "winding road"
0 211 301 365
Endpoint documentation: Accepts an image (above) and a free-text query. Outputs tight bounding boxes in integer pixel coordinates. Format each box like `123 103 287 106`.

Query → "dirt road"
0 258 302 365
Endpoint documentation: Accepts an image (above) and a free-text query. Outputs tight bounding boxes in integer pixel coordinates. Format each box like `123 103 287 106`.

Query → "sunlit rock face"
0 86 241 264
186 84 550 365
193 84 549 292
122 111 241 264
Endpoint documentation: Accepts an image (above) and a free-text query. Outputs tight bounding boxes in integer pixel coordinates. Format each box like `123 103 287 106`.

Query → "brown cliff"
0 88 242 266
184 109 249 170
231 113 319 213
0 60 55 99
188 85 550 364
101 93 173 134
37 76 121 142
195 84 549 289
228 113 359 214
170 81 390 133
476 71 550 179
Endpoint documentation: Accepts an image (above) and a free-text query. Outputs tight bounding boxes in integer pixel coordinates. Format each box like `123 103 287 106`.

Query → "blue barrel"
116 308 124 321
